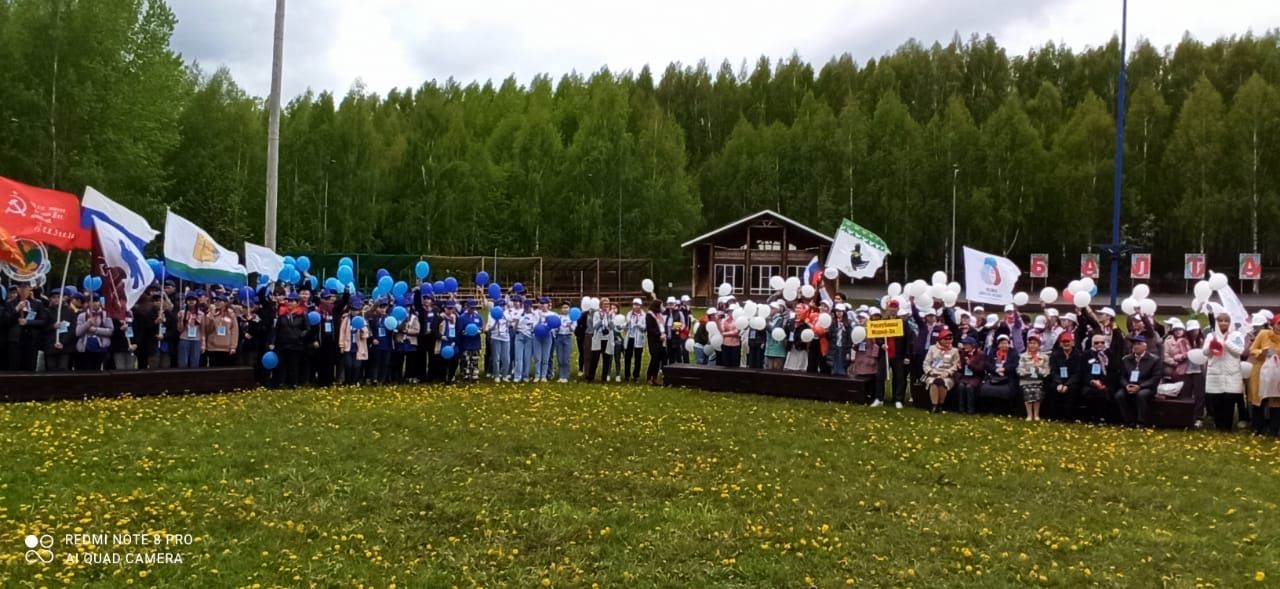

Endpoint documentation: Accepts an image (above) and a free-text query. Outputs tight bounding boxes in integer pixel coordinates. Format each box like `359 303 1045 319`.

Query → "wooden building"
682 210 833 302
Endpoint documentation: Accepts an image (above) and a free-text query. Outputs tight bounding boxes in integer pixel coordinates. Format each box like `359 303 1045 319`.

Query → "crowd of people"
3 275 1278 436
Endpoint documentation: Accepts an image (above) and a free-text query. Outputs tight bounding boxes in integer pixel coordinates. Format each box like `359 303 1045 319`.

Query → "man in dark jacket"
1113 335 1162 427
1046 332 1086 421
871 301 912 409
4 281 46 371
44 287 78 372
271 292 309 388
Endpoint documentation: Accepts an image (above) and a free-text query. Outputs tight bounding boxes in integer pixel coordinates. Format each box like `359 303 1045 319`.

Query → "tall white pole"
264 0 286 249
950 165 959 277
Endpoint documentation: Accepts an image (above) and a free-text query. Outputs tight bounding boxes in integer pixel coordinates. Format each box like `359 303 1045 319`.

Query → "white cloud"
167 0 1280 98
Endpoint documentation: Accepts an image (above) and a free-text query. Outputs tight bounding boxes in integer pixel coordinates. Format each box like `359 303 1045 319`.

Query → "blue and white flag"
80 186 159 250
93 217 153 319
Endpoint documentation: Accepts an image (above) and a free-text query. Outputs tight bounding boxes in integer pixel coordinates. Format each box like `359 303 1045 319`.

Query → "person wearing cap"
869 299 910 409
391 297 421 383
622 298 647 382
43 287 78 372
1017 334 1051 421
272 292 311 388
553 301 577 383
1182 318 1207 427
643 300 667 385
955 335 985 414
827 305 851 376
338 297 370 386
693 307 717 366
1246 316 1280 435
74 294 114 371
176 292 206 369
434 300 461 383
310 289 344 386
716 303 743 370
366 298 394 384
764 303 788 371
487 300 513 382
1114 334 1162 427
458 300 484 382
203 295 240 368
1161 319 1190 389
783 310 811 372
3 281 47 371
922 328 960 413
128 285 161 370
414 287 442 383
979 334 1019 409
1201 311 1247 430
1046 332 1085 421
512 298 536 383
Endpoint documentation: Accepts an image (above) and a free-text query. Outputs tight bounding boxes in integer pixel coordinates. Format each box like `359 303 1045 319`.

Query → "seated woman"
922 328 960 414
980 334 1020 410
956 335 986 414
1161 318 1190 397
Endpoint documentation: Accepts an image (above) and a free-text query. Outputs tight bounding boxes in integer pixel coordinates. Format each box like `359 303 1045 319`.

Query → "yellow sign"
866 319 904 338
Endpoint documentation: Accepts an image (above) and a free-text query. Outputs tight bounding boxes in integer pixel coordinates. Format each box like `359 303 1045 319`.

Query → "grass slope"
1 383 1278 588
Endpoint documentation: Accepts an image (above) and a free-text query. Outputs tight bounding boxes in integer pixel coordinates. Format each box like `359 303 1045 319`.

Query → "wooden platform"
662 364 872 403
0 368 258 403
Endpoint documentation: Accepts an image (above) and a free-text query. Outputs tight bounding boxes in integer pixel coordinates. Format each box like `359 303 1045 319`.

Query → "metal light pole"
1107 0 1128 306
950 164 959 277
263 0 286 249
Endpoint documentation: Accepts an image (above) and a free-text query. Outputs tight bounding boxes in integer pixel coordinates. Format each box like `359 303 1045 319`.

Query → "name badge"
25 310 36 321
186 325 198 339
159 325 166 337
1129 369 1140 383
963 366 973 376
126 326 135 339
1091 363 1102 376
378 327 386 337
323 322 333 333
1058 366 1068 379
57 323 68 335
216 325 227 337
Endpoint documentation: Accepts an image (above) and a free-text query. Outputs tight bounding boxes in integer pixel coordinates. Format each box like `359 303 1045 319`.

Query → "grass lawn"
2 383 1278 588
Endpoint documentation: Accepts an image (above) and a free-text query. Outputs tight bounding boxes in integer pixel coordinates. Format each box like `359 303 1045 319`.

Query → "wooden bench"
662 364 872 404
0 367 258 403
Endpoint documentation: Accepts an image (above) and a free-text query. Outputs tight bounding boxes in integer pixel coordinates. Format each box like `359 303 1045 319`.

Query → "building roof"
680 209 834 249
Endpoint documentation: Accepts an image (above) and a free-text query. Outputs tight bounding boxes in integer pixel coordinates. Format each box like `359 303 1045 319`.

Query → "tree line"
1 0 1278 283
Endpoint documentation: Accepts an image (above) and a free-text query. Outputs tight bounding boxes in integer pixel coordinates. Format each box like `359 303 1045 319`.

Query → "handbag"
1156 382 1184 397
1259 355 1280 400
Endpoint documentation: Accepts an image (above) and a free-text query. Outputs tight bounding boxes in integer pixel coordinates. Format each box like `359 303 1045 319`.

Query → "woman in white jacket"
1203 312 1246 431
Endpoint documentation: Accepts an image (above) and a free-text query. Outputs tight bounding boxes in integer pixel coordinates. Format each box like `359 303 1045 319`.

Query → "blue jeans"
343 351 362 385
371 348 391 383
695 345 716 366
828 345 847 376
178 339 201 368
554 335 573 380
513 334 532 382
490 339 511 379
533 336 552 379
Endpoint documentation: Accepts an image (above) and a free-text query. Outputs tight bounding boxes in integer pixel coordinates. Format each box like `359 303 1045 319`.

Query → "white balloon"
1012 292 1029 307
1241 361 1255 375
1132 284 1150 300
887 282 903 297
823 266 840 280
906 280 927 298
756 304 772 318
931 271 948 286
641 278 655 293
1187 349 1207 366
800 329 815 343
942 290 959 307
800 284 816 299
1067 280 1083 294
771 327 787 341
785 276 802 290
1193 281 1213 300
817 313 833 329
732 308 746 320
880 295 891 308
783 287 798 301
1191 297 1207 313
591 298 601 311
947 281 962 293
734 317 749 331
929 284 948 299
1040 287 1059 304
769 276 786 291
850 326 867 344
897 295 912 310
1140 299 1157 316
581 296 591 309
1209 272 1229 291
916 294 934 309
613 314 627 328
718 283 733 297
743 301 757 316
709 334 724 351
1081 277 1096 291
685 339 696 353
749 316 766 331
706 319 720 335
1121 298 1137 316
1073 292 1093 307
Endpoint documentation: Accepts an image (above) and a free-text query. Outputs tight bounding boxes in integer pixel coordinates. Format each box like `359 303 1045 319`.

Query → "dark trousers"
623 341 643 381
747 343 765 369
77 352 106 372
443 355 459 383
370 348 391 383
586 349 612 382
957 382 980 414
314 345 337 387
646 341 665 381
46 353 72 372
342 352 363 385
876 356 906 403
1113 387 1155 426
279 349 303 388
1208 393 1241 431
719 345 742 369
7 341 38 371
1046 384 1083 420
207 351 236 367
666 338 686 365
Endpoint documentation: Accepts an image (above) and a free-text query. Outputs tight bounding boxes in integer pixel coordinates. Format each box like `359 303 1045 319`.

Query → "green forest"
1 0 1278 282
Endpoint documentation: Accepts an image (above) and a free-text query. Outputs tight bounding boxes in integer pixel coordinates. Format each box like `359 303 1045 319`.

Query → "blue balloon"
465 323 480 337
487 283 502 300
336 265 354 284
475 271 490 287
339 256 354 268
392 306 408 322
282 255 296 267
420 282 434 295
546 315 562 330
261 351 279 369
415 260 430 280
533 324 550 338
513 282 525 294
324 277 341 292
440 345 456 359
384 316 399 331
490 307 504 321
307 311 322 326
82 275 95 292
277 264 294 282
238 286 255 302
1089 285 1098 297
433 280 446 293
392 280 408 298
308 276 318 291
296 256 311 273
376 268 391 281
351 316 366 330
569 308 582 322
378 275 393 292
444 276 459 293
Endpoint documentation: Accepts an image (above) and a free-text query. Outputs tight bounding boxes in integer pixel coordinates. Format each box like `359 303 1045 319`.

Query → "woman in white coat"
1203 312 1246 431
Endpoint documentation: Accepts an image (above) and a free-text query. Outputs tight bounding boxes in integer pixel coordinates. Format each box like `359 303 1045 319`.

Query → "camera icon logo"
24 534 54 564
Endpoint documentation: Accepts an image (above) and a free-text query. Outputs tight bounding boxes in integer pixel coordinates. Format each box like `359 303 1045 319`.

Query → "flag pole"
54 249 72 328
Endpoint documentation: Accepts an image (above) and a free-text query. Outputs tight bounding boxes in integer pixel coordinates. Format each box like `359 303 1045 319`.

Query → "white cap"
1004 304 1016 312
835 303 850 312
1186 319 1201 331
1033 316 1046 329
666 296 677 304
1252 313 1268 327
869 306 881 315
1168 318 1185 330
897 307 911 317
857 305 869 313
1045 308 1059 317
973 306 985 313
632 298 643 306
681 295 691 302
1062 312 1079 324
770 301 786 309
985 314 999 327
1262 309 1275 321
997 334 1011 342
706 307 718 315
1099 307 1116 317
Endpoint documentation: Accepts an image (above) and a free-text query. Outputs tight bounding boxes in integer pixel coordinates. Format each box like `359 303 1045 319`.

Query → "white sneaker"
869 399 883 408
894 402 904 410
559 378 568 383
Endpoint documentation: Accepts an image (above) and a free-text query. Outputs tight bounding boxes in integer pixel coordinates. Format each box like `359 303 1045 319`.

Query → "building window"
754 239 781 251
786 265 806 279
714 264 745 294
750 265 780 295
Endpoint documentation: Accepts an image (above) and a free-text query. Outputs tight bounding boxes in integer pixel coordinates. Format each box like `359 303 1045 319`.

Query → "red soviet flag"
0 176 89 251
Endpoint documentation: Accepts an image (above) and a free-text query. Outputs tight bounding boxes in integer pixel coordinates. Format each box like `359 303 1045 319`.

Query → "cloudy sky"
167 0 1279 99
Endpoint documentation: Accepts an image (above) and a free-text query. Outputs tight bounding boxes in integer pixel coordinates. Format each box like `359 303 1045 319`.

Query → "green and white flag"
825 218 890 279
163 210 246 286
